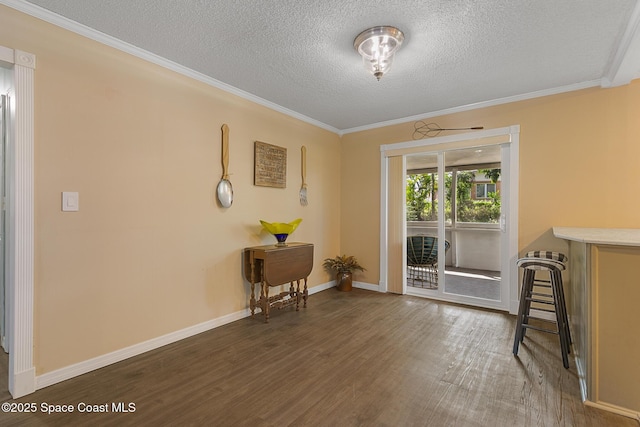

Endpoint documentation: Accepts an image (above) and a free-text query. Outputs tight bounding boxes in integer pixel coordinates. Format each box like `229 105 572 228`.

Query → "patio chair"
407 235 450 288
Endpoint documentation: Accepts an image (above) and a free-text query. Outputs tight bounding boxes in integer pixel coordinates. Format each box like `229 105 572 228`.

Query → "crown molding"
0 0 341 134
340 80 602 135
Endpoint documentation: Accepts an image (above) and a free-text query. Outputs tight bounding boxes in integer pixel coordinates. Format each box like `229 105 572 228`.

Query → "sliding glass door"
381 126 519 313
406 144 508 310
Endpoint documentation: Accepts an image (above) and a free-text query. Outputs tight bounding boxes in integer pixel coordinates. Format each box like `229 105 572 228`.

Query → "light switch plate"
62 192 79 212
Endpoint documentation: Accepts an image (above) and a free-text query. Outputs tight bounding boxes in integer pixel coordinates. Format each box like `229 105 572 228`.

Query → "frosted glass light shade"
354 26 404 81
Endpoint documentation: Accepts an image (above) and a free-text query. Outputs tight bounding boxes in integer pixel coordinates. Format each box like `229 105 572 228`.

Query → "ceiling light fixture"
354 26 404 81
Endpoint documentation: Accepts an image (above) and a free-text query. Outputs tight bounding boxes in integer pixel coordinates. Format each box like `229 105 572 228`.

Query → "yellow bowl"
260 218 302 245
259 218 302 235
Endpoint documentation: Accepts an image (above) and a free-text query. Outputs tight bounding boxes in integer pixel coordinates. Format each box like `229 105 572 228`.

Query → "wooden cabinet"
244 243 313 322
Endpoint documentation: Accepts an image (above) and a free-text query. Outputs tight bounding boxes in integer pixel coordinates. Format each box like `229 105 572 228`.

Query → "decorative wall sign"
254 141 287 188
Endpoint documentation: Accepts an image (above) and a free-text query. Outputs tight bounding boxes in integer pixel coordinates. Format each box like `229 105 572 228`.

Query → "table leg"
295 279 301 311
250 282 256 316
303 277 308 308
249 253 256 316
263 281 270 323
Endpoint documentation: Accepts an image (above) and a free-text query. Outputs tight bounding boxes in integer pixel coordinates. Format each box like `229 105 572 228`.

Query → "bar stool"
513 251 571 368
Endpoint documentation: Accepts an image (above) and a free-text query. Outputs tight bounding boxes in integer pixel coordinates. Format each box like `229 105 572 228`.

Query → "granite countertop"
553 227 640 247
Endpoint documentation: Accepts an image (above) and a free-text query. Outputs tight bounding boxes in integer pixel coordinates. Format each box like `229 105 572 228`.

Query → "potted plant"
323 255 365 292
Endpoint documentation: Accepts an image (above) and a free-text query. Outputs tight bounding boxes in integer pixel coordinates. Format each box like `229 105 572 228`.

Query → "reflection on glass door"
443 147 502 302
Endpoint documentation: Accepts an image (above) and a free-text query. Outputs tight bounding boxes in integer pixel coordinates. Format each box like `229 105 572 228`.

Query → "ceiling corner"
602 0 640 87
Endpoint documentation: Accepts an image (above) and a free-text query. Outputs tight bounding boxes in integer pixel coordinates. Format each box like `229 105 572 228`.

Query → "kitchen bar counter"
553 227 640 420
553 226 640 246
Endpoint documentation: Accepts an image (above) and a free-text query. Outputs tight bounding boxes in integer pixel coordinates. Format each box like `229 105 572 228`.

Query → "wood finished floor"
1 289 637 427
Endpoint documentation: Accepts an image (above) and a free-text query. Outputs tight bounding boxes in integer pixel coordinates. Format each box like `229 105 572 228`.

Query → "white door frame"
379 125 520 314
0 45 36 398
1 93 7 351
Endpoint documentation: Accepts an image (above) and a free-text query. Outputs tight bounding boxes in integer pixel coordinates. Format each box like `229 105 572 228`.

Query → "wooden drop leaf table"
243 242 313 322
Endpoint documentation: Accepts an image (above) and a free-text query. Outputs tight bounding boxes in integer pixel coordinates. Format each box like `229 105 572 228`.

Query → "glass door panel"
406 153 440 291
442 147 502 302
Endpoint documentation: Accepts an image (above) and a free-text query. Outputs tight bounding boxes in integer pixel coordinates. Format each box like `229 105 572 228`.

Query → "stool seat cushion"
517 257 565 271
525 251 567 263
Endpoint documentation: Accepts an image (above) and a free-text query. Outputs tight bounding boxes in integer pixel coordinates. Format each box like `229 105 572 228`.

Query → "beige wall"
1 6 341 374
341 81 640 286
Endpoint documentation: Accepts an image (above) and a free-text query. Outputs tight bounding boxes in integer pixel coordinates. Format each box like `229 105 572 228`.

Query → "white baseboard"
318 280 380 292
353 281 381 292
313 280 379 292
584 399 640 421
36 281 334 391
10 367 36 398
311 280 337 293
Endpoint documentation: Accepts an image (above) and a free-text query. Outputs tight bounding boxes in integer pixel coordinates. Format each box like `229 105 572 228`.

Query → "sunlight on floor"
445 269 500 281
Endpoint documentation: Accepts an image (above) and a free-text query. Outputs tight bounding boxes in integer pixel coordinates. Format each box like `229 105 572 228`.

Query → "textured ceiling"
10 0 640 132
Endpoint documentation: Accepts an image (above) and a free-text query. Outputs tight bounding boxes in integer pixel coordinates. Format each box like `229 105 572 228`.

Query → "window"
475 183 496 199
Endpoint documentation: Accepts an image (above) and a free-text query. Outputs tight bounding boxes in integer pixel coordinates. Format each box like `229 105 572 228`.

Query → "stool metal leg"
553 270 572 348
520 269 535 341
513 268 534 355
550 270 570 368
